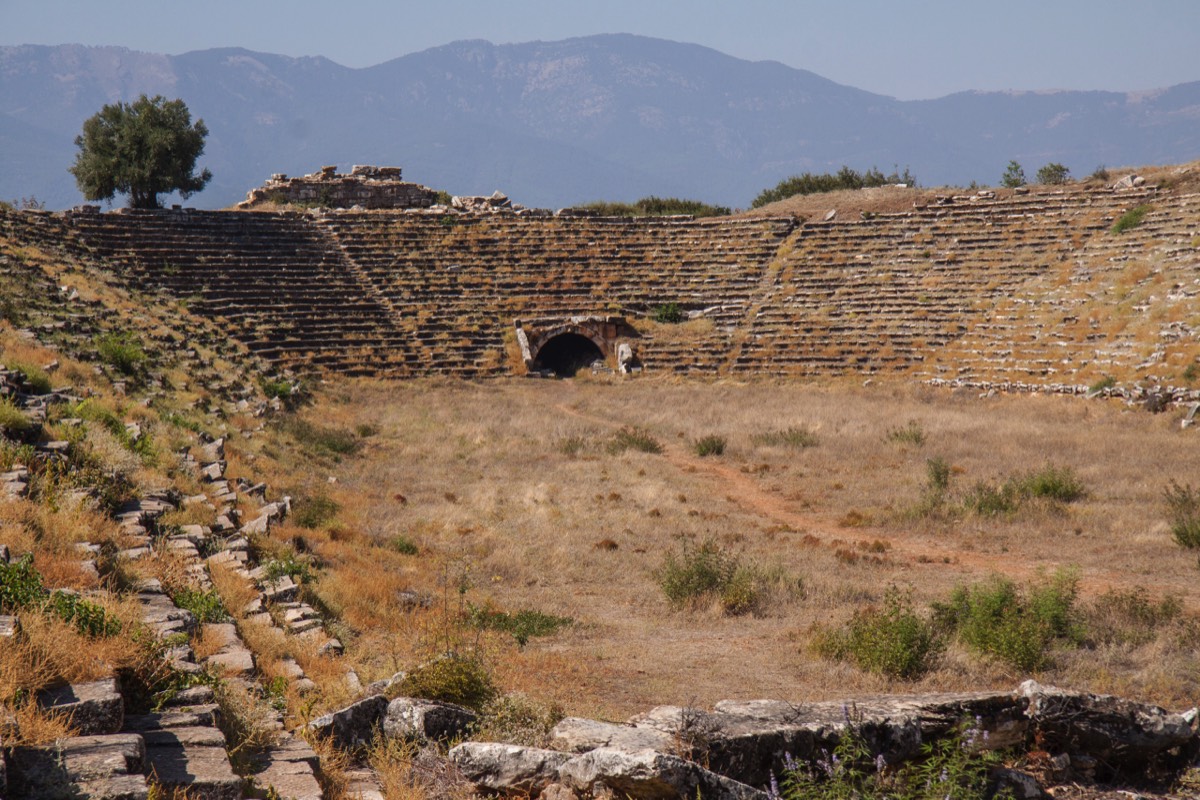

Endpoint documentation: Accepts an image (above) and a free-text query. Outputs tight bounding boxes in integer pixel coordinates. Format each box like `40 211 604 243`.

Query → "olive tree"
69 95 212 209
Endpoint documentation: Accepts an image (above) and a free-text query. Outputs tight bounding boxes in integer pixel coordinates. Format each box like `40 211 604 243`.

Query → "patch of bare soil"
313 376 1200 719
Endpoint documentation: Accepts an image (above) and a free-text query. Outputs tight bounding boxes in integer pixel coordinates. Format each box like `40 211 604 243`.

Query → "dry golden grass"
208 560 259 620
228 375 1200 719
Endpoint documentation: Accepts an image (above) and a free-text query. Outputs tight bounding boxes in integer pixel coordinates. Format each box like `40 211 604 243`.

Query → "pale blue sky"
5 0 1199 99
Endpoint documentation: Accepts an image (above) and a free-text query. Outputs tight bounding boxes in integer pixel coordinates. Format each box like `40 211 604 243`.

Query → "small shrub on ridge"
1111 204 1150 234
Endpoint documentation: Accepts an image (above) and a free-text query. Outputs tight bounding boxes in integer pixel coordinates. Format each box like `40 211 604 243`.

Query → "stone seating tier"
37 182 1190 382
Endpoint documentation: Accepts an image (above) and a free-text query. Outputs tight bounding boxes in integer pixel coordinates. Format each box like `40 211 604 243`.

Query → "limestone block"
450 741 571 796
39 678 124 735
383 697 477 742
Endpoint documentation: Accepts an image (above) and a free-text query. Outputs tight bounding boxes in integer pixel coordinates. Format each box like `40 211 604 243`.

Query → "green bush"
752 165 916 208
49 591 122 637
395 654 497 711
1015 465 1086 503
388 535 419 555
10 362 52 394
1036 162 1071 185
657 539 736 608
886 420 926 447
0 397 32 437
260 378 294 400
607 426 662 455
263 551 314 584
467 604 573 647
1089 374 1117 392
933 571 1081 671
291 494 340 529
0 554 46 612
655 539 779 615
752 426 818 449
693 434 726 457
815 589 941 679
925 457 951 494
580 196 731 218
95 332 147 375
652 303 685 324
1112 204 1151 234
172 585 231 623
1000 160 1026 188
280 418 361 458
1164 480 1200 549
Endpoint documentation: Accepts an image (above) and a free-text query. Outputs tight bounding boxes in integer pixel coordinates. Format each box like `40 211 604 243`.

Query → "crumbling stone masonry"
239 165 438 210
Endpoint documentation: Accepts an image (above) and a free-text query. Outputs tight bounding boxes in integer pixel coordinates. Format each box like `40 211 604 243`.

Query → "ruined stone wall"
240 165 438 210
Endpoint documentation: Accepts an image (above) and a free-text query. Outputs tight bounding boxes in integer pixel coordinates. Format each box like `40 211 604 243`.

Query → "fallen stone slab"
1019 680 1198 774
384 697 478 743
549 717 676 754
306 694 388 750
450 742 571 796
557 747 767 800
39 678 124 735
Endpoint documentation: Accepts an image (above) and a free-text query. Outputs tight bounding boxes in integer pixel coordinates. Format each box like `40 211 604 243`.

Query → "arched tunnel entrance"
533 333 605 377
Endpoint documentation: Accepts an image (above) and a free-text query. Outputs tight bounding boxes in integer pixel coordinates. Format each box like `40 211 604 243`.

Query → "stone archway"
532 332 605 376
514 316 639 376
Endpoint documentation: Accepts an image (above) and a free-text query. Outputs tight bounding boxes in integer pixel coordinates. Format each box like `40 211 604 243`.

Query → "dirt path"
555 398 1196 606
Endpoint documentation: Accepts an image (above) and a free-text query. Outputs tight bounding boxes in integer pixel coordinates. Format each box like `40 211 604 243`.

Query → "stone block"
39 678 123 735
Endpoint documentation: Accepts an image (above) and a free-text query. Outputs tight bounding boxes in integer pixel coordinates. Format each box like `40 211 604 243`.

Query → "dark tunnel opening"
534 333 605 377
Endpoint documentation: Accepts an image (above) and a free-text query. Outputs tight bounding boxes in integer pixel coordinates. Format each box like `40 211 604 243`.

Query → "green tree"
1000 160 1026 188
69 95 212 209
1036 162 1071 185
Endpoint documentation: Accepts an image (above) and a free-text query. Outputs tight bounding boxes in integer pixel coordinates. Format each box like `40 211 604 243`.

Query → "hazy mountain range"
2 34 1199 210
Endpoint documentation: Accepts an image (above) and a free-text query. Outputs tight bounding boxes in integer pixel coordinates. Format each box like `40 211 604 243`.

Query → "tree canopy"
69 94 212 210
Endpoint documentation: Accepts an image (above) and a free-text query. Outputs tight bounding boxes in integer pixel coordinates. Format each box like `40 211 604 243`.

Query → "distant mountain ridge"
2 35 1199 209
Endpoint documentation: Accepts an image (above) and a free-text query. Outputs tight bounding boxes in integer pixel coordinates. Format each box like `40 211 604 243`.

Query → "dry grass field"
236 373 1200 723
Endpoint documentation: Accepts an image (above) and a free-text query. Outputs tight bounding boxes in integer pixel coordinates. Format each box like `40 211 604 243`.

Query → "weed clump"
781 716 1001 800
652 303 685 324
1111 204 1151 234
292 494 340 529
467 604 573 647
474 694 565 748
814 588 941 679
655 539 796 616
693 434 726 457
607 426 662 455
279 418 362 459
172 585 231 624
0 398 32 438
1164 480 1200 549
885 420 926 447
1087 587 1182 647
94 331 147 375
388 535 419 555
394 654 497 711
752 426 818 449
10 362 52 394
933 570 1081 671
